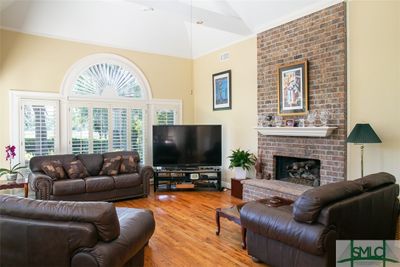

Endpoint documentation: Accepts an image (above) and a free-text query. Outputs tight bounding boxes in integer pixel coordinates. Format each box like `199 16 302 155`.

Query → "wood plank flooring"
115 190 267 267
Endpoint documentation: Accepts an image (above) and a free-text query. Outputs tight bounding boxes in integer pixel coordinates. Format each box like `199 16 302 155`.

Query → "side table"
0 178 29 198
231 178 249 199
215 196 293 249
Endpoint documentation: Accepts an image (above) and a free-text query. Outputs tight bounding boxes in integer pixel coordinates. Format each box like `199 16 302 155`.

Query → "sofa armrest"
138 165 153 196
72 208 155 267
240 201 335 256
29 172 53 200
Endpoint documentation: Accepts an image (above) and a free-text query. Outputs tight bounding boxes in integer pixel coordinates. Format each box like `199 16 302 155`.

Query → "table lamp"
347 123 382 177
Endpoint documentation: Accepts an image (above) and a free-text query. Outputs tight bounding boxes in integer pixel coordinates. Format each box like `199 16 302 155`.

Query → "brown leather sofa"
0 195 155 267
29 151 153 201
240 172 399 267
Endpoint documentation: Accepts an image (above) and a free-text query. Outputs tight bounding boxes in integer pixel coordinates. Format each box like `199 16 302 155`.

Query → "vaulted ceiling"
0 0 341 58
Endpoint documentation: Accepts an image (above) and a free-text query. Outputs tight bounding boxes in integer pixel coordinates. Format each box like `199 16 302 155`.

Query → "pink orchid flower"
5 145 16 161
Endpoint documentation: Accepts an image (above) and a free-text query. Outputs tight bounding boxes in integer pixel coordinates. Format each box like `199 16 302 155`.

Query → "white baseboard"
222 181 230 189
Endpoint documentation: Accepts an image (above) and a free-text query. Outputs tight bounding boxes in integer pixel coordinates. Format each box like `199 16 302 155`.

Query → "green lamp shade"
347 123 382 144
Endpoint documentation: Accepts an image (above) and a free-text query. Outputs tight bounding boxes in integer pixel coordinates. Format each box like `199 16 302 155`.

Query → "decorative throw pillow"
99 156 122 176
63 160 90 179
119 155 139 174
41 160 67 180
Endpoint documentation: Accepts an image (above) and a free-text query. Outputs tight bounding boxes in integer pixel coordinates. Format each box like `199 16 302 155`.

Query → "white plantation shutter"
131 109 144 161
71 107 89 154
92 108 109 153
72 63 143 99
155 109 176 125
112 108 128 151
22 102 59 164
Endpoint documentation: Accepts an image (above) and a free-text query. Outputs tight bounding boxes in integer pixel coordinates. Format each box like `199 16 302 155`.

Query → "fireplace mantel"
255 126 337 137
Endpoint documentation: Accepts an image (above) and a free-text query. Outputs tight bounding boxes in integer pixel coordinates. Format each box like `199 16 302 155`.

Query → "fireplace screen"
274 156 320 187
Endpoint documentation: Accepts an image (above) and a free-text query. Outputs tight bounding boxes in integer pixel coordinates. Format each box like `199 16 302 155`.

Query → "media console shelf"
154 169 222 192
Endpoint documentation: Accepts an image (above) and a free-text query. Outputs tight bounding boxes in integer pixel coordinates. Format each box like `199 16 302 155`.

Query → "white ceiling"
0 0 342 58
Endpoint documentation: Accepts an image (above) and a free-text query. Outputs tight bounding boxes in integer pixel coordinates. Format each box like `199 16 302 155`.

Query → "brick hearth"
242 179 311 201
257 3 347 185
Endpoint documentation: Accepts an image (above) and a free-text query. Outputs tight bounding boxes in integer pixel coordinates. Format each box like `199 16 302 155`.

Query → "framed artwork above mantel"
277 60 308 116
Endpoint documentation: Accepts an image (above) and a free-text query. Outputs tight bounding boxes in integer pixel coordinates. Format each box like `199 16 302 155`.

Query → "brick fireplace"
257 3 347 185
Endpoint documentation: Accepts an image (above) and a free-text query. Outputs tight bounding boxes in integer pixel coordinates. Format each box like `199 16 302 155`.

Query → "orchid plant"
0 145 25 178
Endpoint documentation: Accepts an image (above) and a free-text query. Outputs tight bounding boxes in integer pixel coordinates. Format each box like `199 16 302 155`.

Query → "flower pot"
234 167 247 179
6 173 18 181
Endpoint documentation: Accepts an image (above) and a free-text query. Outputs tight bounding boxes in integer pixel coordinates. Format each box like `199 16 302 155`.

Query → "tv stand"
153 168 222 192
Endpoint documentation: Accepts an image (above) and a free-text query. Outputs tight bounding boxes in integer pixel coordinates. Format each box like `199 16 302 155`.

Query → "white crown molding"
254 0 345 34
0 26 192 60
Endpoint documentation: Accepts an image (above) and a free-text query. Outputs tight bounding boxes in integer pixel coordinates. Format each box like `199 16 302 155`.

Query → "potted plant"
228 148 257 179
0 145 25 181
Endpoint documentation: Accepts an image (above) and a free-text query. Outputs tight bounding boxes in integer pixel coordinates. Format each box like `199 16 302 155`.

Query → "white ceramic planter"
6 173 18 181
234 167 247 179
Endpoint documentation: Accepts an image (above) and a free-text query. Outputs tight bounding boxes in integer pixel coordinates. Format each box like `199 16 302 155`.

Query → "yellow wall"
0 29 193 164
347 0 400 180
193 38 258 184
1 1 399 182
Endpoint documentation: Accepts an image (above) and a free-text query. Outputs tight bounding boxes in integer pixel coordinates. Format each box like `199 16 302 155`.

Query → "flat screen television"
152 125 222 168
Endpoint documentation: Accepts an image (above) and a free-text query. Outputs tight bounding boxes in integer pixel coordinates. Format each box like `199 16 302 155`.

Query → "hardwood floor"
115 190 267 267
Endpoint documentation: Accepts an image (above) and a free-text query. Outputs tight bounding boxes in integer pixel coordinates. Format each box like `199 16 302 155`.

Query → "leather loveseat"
240 172 399 267
0 195 155 267
29 151 153 201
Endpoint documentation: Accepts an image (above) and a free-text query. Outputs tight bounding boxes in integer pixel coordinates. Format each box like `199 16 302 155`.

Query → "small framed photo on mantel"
213 70 231 111
277 60 308 116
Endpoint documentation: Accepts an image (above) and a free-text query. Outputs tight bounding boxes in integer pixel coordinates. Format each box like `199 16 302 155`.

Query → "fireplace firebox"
274 156 321 187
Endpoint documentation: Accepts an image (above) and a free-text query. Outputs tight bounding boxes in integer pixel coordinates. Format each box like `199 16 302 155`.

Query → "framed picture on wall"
213 70 231 110
277 60 308 116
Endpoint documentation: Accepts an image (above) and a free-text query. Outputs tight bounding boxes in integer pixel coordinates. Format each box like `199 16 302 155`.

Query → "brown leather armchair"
240 172 399 267
0 195 155 267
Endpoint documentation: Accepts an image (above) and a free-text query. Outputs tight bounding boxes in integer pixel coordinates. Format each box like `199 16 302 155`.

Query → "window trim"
10 91 182 164
61 53 153 101
17 97 61 163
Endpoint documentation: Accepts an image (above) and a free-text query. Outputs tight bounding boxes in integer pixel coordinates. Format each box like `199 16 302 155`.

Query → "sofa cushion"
63 160 90 179
354 172 396 191
30 154 76 172
53 179 86 196
99 156 122 176
77 154 104 176
40 160 67 180
293 181 363 224
113 173 142 189
119 155 139 174
85 176 115 193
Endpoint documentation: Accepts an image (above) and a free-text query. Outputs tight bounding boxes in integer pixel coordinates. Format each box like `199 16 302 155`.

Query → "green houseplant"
228 148 257 179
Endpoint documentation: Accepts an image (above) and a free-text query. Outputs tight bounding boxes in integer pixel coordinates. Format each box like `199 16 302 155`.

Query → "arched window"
72 63 143 98
62 54 152 161
64 53 152 100
12 54 181 165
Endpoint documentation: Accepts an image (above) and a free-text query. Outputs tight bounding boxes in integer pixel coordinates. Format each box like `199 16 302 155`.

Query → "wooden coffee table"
215 196 293 249
0 178 29 198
